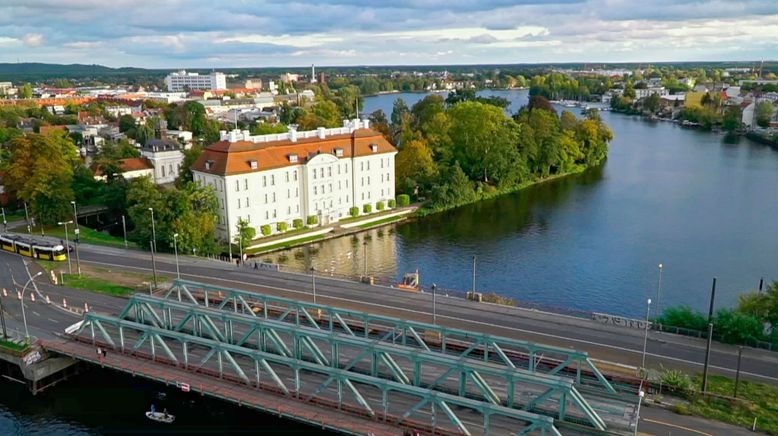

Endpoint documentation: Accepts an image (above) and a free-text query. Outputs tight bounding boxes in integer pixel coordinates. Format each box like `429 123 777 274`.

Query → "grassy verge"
246 226 312 246
356 215 405 229
13 224 137 249
246 234 326 255
0 337 30 353
60 273 136 297
685 374 778 434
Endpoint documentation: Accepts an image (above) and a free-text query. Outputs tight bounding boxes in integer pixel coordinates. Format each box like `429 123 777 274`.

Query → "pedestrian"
254 262 258 270
103 349 107 358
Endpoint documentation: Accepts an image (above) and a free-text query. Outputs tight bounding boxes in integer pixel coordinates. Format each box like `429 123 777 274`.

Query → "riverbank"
415 165 589 217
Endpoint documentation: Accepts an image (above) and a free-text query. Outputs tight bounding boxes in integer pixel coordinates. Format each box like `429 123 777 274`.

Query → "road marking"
32 311 40 317
82 258 778 382
643 418 714 436
48 318 59 324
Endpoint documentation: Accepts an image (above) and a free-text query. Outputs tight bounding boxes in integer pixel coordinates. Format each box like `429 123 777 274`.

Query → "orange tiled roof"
93 157 154 177
192 128 396 176
39 125 67 135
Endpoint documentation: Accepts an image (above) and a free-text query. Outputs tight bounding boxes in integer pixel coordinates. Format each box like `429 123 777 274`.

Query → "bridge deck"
42 338 400 436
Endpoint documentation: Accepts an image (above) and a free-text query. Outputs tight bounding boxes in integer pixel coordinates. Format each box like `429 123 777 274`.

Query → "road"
60 243 778 386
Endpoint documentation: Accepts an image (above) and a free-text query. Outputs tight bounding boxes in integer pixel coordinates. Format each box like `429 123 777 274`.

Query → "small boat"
146 411 175 424
397 270 420 292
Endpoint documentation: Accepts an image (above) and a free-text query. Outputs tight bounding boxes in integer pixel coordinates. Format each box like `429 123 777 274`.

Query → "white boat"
146 411 175 424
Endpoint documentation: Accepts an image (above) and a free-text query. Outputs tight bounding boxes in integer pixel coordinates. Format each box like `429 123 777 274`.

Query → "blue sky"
0 0 776 68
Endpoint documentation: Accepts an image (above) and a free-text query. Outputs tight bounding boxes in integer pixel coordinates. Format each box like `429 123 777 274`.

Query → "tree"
643 93 661 113
722 106 742 132
755 101 774 128
176 143 204 187
19 83 33 99
118 114 136 132
713 308 765 345
395 139 437 195
4 132 79 224
430 162 475 209
251 122 287 135
368 110 392 143
623 83 636 99
235 218 256 249
527 96 556 114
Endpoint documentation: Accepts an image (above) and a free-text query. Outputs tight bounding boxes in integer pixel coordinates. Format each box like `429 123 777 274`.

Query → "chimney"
289 125 298 142
317 127 326 139
219 130 227 141
362 119 370 130
228 131 238 142
242 130 250 139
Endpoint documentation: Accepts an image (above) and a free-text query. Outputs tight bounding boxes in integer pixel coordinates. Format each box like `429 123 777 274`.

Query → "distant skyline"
1 0 776 69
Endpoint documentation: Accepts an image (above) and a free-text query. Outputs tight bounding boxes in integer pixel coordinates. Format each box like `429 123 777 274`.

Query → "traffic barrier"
2 288 6 297
84 303 89 312
46 295 50 304
63 298 67 308
17 291 21 300
30 293 35 302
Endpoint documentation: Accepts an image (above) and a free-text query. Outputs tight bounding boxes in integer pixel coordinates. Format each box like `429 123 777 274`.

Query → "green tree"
395 139 438 195
4 132 79 224
19 83 33 99
235 218 256 248
176 143 204 187
118 114 136 132
713 308 765 345
755 101 774 128
643 93 661 113
722 106 742 131
430 162 475 209
251 122 288 135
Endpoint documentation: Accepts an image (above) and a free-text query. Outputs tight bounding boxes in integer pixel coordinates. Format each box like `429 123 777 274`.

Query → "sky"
0 0 776 68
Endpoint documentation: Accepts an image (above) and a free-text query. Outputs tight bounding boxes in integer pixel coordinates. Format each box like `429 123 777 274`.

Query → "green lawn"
356 215 405 229
246 234 326 254
15 224 136 249
60 273 136 297
685 374 778 434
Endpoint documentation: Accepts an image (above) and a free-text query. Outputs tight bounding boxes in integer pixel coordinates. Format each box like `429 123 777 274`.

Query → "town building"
164 70 226 92
635 87 668 99
244 79 263 90
141 138 185 185
191 119 397 242
93 157 154 181
279 73 300 84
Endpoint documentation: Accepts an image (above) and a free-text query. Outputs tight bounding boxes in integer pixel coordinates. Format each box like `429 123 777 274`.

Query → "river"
259 89 778 319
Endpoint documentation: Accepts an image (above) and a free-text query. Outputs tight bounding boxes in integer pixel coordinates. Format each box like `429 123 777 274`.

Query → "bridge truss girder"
75 312 562 436
161 279 615 394
124 294 608 430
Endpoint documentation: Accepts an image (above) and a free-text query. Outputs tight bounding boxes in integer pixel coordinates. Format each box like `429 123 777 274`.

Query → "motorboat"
146 410 175 424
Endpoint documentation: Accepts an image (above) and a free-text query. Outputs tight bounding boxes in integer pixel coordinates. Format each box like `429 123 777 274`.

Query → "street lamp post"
311 266 317 304
70 201 81 276
24 202 31 235
655 263 664 319
641 298 652 372
121 215 128 248
57 220 73 274
1 207 6 232
431 283 437 325
20 271 42 341
472 255 477 293
362 240 368 278
148 208 158 288
173 233 180 280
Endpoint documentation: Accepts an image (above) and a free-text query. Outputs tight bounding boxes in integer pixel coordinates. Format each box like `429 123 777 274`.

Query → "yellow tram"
0 234 68 261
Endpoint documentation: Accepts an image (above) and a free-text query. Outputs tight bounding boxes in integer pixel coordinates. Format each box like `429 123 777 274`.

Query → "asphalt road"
60 243 778 388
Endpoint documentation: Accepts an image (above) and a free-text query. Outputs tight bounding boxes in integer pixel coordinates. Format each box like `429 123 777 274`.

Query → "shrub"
363 203 372 214
349 206 359 217
713 308 765 345
260 225 271 236
660 369 695 396
657 305 708 332
292 218 304 229
388 199 396 208
306 215 318 225
276 221 288 232
397 194 410 207
376 201 385 211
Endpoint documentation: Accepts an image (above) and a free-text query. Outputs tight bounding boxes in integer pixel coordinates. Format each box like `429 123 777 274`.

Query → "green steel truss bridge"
52 279 638 435
163 280 620 395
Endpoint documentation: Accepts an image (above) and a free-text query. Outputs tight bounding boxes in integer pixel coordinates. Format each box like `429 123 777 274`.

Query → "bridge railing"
123 294 627 430
161 279 617 394
74 312 563 436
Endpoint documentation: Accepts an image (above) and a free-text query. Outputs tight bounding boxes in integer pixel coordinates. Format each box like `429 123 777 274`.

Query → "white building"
191 119 397 242
635 87 668 99
141 138 186 185
164 70 227 92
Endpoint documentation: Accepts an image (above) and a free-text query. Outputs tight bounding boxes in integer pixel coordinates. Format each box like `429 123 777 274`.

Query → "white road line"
48 318 59 324
82 258 778 382
32 311 40 317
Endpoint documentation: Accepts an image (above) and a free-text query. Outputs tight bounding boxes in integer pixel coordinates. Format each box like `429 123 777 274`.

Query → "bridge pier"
0 342 80 395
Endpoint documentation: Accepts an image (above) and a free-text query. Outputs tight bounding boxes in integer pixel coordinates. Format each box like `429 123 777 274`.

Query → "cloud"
23 33 43 47
0 0 774 67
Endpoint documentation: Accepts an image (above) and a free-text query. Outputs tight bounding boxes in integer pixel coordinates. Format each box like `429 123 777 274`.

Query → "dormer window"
249 160 258 169
288 153 298 163
333 147 344 157
205 160 214 170
370 144 378 153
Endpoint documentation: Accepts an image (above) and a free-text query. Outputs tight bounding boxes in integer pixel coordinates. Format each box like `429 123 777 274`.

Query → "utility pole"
472 255 477 293
363 240 368 278
432 283 437 325
655 263 663 319
121 215 128 248
701 278 717 393
24 202 30 235
57 220 73 274
0 289 7 339
71 201 81 276
148 208 158 288
311 266 317 304
734 347 743 398
1 207 6 232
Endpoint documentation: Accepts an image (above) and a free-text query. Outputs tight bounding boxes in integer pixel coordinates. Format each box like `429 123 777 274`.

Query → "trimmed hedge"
363 203 372 214
388 199 396 208
349 206 359 217
260 225 271 236
397 194 410 207
376 201 385 211
306 215 318 225
293 218 304 229
277 221 288 232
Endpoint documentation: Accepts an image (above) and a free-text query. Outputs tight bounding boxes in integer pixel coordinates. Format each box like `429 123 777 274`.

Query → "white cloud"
0 37 20 46
218 33 344 48
23 33 43 47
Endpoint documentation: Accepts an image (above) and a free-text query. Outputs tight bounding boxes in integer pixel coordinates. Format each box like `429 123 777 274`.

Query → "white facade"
164 70 227 92
192 120 397 242
141 139 185 185
635 87 668 99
